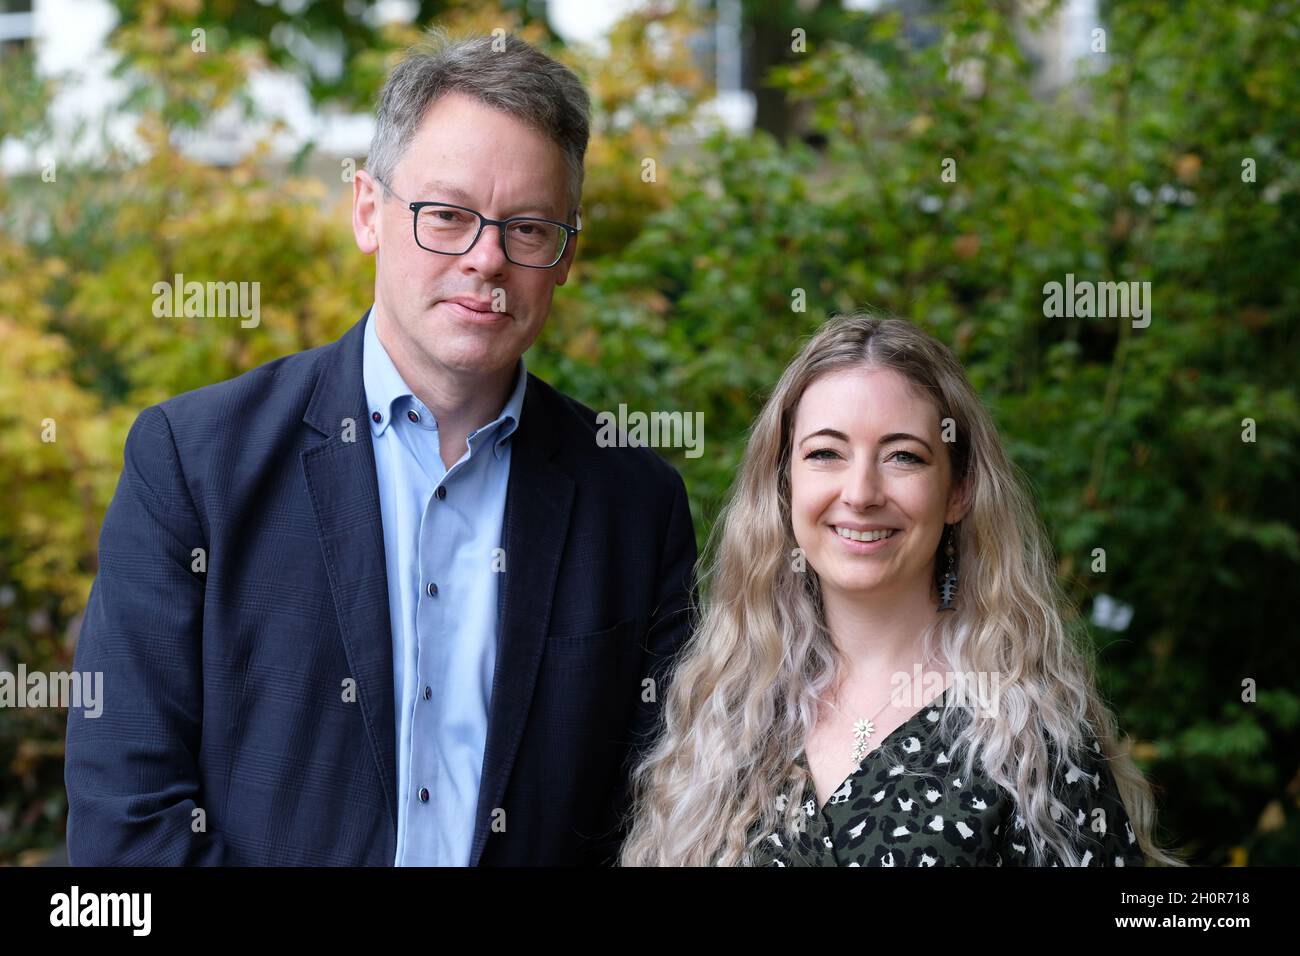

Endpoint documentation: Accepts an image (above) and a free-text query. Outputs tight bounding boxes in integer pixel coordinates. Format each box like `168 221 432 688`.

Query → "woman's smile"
830 524 901 554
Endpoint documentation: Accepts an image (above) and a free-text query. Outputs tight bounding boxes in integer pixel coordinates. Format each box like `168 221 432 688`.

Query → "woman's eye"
804 448 840 461
889 450 925 464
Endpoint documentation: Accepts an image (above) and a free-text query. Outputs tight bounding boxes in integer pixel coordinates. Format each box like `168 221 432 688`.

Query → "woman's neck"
820 577 941 686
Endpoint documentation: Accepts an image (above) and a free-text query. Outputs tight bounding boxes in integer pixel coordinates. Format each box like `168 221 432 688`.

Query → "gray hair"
367 29 591 219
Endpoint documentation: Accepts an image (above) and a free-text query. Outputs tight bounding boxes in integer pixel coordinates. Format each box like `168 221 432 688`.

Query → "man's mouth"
444 295 496 312
440 297 510 321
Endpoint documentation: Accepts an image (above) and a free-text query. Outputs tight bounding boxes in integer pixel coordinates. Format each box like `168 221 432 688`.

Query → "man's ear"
552 207 581 286
352 169 381 255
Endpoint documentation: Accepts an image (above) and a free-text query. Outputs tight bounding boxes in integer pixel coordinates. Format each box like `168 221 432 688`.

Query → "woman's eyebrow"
879 432 934 454
798 428 935 454
798 427 850 446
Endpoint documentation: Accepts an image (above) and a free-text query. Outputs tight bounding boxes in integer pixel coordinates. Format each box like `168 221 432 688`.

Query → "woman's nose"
841 459 886 510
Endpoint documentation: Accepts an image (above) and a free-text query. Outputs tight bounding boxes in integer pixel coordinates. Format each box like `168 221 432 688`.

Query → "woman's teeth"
835 527 897 542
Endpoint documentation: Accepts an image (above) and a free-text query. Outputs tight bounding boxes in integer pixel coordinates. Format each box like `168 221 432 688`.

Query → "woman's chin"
821 571 895 597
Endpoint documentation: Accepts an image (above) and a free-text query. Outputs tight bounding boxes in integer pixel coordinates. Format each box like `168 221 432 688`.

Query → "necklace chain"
833 657 938 765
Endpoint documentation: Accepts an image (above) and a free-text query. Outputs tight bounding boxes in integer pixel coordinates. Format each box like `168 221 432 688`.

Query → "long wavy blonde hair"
621 312 1182 867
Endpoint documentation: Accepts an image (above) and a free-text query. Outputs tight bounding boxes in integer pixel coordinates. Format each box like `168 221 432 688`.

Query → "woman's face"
789 366 965 606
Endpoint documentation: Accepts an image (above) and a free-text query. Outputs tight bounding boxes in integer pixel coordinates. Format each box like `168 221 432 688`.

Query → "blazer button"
418 787 429 803
436 485 446 500
426 582 438 597
423 686 432 700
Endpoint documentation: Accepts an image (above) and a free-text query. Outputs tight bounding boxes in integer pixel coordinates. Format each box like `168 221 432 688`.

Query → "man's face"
353 91 577 379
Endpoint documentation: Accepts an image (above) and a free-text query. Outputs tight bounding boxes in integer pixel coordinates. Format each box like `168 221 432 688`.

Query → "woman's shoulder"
1001 733 1147 866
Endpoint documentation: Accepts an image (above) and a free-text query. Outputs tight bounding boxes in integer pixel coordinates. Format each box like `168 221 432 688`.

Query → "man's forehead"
411 179 475 203
405 175 564 217
397 94 570 214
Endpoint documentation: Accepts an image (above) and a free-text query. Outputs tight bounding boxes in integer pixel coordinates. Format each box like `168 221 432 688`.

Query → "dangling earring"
937 523 959 612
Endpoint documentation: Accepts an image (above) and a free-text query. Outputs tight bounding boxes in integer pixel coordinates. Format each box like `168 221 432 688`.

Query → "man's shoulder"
148 334 343 440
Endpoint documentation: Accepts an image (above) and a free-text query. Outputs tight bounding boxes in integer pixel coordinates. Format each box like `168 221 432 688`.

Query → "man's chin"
421 340 521 378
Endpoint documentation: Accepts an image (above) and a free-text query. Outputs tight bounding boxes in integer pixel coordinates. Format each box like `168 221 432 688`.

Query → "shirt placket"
402 402 448 860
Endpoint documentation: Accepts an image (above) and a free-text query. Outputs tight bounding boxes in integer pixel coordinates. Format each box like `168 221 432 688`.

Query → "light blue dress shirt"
362 305 526 866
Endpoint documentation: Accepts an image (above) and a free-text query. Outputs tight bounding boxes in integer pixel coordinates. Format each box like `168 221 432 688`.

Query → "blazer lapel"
300 309 398 839
470 374 575 866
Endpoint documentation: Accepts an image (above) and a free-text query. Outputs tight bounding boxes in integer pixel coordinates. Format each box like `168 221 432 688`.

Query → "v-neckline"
800 685 951 815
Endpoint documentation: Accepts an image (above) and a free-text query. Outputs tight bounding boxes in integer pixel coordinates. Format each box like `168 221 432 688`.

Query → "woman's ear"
945 480 971 525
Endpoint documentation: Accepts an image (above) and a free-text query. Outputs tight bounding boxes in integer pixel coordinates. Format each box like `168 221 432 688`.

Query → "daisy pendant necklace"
850 698 895 764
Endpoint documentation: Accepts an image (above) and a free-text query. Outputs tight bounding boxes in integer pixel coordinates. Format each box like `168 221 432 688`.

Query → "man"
64 31 697 866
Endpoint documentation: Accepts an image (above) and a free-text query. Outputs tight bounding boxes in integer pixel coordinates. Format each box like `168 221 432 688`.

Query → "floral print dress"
755 688 1147 867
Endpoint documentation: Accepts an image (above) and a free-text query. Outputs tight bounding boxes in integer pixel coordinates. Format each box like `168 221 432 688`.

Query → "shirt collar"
362 304 526 460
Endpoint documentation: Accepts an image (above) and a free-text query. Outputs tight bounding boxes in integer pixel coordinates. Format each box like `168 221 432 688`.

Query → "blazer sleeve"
599 467 699 864
634 468 699 752
64 405 228 865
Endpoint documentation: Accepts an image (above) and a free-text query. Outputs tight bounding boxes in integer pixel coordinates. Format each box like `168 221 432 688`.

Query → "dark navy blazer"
64 310 697 865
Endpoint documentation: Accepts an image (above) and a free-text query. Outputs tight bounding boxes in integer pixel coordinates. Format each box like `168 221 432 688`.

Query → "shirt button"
426 582 438 597
407 409 419 423
436 485 447 500
371 411 382 423
418 787 429 803
423 686 431 701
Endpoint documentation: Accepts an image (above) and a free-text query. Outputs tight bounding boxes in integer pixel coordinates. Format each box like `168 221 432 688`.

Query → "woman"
621 312 1181 866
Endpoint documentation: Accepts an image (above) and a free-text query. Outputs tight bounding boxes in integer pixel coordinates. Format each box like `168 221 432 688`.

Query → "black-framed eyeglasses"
373 176 580 269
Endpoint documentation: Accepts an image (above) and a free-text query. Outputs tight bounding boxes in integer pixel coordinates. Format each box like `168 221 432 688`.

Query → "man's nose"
459 222 510 277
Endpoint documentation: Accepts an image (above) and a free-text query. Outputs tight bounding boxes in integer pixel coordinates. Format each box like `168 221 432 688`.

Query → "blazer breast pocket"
543 616 634 664
537 618 636 731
